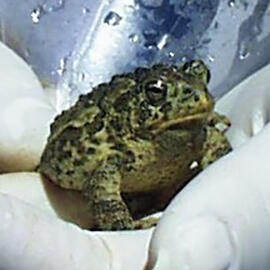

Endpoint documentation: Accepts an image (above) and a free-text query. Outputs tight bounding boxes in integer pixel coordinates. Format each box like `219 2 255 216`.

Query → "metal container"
1 0 270 109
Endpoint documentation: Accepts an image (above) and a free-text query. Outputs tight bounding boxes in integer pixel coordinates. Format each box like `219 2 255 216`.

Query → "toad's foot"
134 217 160 230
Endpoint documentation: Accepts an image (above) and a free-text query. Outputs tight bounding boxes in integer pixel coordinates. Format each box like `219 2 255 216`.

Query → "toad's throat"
149 112 210 134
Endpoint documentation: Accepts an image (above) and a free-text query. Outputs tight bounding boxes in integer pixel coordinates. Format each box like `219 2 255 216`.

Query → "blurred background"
0 0 270 109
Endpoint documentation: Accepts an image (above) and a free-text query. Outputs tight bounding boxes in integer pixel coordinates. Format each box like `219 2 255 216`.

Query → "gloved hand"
0 177 152 270
146 64 270 270
0 41 151 270
1 40 270 270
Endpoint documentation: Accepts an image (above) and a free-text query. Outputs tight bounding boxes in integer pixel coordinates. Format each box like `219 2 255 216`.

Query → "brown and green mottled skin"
39 60 232 230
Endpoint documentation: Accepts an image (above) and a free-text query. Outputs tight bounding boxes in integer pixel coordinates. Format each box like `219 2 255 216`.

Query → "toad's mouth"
148 112 210 134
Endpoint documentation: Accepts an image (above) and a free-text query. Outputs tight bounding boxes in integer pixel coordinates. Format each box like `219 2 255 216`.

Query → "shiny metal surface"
0 0 270 109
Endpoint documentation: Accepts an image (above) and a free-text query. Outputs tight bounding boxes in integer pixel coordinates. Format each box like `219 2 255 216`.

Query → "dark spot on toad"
85 113 104 135
107 154 123 168
114 92 132 112
111 143 127 152
110 118 122 132
87 147 96 155
74 159 83 166
124 150 136 164
62 126 81 140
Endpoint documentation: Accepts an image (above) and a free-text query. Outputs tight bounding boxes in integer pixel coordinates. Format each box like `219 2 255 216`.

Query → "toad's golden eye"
145 80 167 106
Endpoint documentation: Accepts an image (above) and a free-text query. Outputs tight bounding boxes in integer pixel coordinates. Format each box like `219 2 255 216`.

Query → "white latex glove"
0 42 151 270
146 64 270 270
2 40 270 270
0 42 56 172
0 174 152 270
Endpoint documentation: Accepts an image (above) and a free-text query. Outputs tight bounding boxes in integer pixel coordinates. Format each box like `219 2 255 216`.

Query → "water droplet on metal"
31 7 42 24
239 50 250 60
181 56 188 62
145 44 156 51
57 57 67 76
228 0 235 7
168 51 175 58
208 55 215 62
129 33 139 43
31 0 64 23
239 43 250 60
42 0 65 12
104 11 122 26
82 7 90 14
157 34 170 50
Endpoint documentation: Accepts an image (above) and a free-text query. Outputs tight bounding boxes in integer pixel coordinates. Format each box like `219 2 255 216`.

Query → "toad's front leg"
83 162 135 230
200 112 232 169
83 161 159 230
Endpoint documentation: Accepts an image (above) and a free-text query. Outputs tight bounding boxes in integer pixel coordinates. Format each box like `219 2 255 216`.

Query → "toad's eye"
145 80 167 106
181 60 210 84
